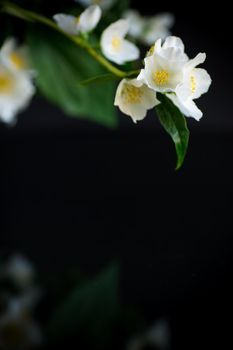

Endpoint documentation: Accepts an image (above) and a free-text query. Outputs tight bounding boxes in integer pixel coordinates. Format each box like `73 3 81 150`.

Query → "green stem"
1 1 139 79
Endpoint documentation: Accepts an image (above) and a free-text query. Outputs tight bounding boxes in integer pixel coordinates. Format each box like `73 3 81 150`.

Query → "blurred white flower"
0 255 35 289
123 10 174 46
143 13 175 46
123 10 145 38
137 36 188 93
53 5 102 35
0 56 35 124
101 19 140 65
0 295 42 350
167 53 212 120
0 38 32 74
75 0 116 11
114 78 159 123
127 319 171 350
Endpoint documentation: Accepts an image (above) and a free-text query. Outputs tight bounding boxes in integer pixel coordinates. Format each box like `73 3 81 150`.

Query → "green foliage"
156 93 190 170
27 27 118 128
47 263 120 349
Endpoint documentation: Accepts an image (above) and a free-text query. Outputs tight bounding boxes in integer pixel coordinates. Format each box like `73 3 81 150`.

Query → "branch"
1 1 139 79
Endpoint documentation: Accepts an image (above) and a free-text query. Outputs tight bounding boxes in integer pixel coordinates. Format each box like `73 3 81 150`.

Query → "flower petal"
168 93 203 121
162 36 185 52
79 5 102 33
192 68 212 99
186 52 206 70
53 14 78 35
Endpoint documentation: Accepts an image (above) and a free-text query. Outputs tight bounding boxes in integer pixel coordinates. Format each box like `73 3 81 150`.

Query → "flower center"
122 84 143 104
111 37 121 52
190 75 196 94
10 52 25 70
153 70 169 86
0 72 13 93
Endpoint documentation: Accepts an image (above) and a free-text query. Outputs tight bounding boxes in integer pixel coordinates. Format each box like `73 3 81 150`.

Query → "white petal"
162 36 185 52
176 81 192 101
53 14 78 35
141 14 174 45
102 19 129 42
137 69 146 84
0 37 17 56
118 40 140 62
192 68 212 99
0 61 35 124
159 47 188 64
123 10 145 38
79 5 102 33
152 13 175 28
140 86 160 109
186 52 206 70
167 93 203 121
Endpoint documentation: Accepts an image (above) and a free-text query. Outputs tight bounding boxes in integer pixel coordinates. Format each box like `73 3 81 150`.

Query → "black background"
1 0 233 349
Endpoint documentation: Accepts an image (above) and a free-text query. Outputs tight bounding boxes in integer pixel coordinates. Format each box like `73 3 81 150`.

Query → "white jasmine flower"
143 13 175 46
138 36 188 93
0 295 42 349
0 254 35 289
123 9 145 38
167 53 212 120
123 10 174 46
0 58 35 124
53 5 102 35
101 19 140 65
0 38 31 73
76 0 116 11
127 319 170 350
114 78 159 123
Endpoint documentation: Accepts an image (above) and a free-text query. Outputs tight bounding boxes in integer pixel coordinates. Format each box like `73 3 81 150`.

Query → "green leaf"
156 93 190 170
27 27 118 128
47 263 120 349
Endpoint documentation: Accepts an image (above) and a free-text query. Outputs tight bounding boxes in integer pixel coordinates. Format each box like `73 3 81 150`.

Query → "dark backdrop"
1 1 233 349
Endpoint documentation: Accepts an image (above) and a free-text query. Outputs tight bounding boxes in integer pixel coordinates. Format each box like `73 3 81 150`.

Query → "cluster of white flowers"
124 9 174 46
115 36 212 123
54 6 140 65
53 4 211 124
0 1 211 127
0 39 35 124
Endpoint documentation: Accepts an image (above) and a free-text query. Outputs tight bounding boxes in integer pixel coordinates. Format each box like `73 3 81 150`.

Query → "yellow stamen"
147 44 156 57
153 70 169 86
0 72 13 93
190 75 196 94
10 52 25 70
122 84 143 104
75 16 80 25
111 37 121 52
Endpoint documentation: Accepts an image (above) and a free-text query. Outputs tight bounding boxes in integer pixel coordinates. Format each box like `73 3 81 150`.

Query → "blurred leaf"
27 27 118 128
156 93 190 170
48 263 120 349
80 73 117 86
